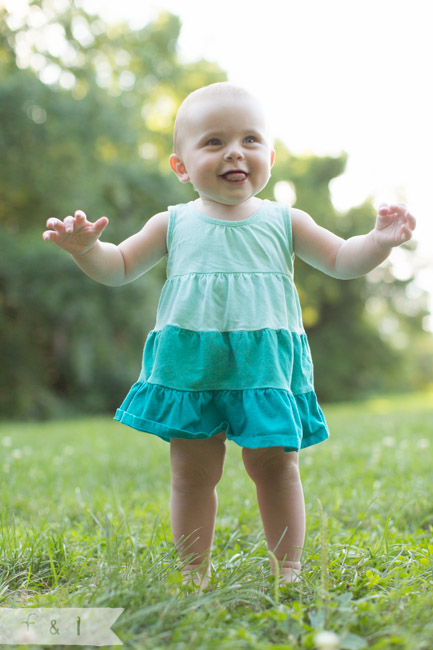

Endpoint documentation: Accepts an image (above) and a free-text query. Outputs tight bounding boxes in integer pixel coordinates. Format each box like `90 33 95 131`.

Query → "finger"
42 230 55 242
405 211 416 230
400 226 413 243
407 212 416 230
389 203 407 214
93 216 109 235
63 215 75 234
42 228 63 243
46 217 65 231
74 210 87 224
378 204 393 216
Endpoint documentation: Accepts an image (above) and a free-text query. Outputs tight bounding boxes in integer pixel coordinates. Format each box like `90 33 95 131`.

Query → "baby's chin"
197 195 254 208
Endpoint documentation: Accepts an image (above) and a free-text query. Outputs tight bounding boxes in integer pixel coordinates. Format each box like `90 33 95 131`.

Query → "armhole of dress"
283 204 294 257
166 205 176 251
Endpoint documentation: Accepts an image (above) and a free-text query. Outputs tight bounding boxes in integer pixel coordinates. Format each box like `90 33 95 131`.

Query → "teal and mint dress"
115 200 329 452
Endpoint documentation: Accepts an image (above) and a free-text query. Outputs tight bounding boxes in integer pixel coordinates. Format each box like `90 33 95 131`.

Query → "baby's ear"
270 149 276 168
169 154 190 183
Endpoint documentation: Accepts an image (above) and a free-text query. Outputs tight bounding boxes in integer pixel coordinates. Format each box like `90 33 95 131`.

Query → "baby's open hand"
374 203 416 250
43 210 109 257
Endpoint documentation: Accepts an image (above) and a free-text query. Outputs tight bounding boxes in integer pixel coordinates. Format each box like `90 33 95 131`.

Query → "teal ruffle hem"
115 326 329 452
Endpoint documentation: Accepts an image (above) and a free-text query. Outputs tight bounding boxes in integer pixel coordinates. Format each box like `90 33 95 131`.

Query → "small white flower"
11 449 22 459
315 630 340 650
417 438 430 450
383 436 395 448
2 436 12 447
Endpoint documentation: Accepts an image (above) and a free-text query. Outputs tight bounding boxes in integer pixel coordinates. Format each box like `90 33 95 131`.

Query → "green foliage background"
1 1 432 419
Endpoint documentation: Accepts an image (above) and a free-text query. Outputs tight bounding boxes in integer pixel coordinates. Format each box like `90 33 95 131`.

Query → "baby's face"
170 94 275 208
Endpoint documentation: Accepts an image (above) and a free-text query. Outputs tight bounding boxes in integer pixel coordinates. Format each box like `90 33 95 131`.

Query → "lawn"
1 391 433 649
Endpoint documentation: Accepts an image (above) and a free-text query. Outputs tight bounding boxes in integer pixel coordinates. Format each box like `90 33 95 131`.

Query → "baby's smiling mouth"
220 171 249 182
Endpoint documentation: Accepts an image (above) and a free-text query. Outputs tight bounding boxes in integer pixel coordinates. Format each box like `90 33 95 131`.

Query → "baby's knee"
243 448 300 485
171 463 223 493
170 438 226 492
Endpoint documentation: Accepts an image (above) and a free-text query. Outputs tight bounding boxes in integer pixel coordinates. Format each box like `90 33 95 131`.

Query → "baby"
43 82 415 587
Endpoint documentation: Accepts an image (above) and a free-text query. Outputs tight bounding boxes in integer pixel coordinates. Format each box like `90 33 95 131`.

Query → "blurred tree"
0 3 222 417
0 2 431 418
0 4 223 236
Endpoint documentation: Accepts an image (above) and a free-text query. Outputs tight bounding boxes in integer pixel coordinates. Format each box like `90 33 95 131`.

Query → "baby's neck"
194 197 264 221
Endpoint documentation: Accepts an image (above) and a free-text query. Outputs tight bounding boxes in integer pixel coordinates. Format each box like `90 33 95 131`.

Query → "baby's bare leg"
170 432 226 585
242 447 305 582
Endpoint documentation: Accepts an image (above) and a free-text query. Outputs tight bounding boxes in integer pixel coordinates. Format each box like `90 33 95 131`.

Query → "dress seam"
151 324 307 335
166 270 292 280
142 380 314 397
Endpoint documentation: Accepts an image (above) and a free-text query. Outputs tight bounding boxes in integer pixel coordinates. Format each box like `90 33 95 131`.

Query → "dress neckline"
190 200 269 227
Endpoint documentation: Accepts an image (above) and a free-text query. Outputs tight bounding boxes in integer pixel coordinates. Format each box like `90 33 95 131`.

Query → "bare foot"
181 563 211 590
273 560 301 584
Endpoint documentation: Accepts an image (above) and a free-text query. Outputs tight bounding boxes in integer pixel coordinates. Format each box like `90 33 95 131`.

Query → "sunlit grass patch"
1 392 433 649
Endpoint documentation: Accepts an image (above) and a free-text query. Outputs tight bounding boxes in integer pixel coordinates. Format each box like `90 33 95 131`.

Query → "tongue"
224 172 246 181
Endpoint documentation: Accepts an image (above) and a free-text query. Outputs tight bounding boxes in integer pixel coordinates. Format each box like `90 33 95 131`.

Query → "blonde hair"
173 82 264 154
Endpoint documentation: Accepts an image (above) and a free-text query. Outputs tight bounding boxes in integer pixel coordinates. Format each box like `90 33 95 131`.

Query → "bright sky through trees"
4 0 432 326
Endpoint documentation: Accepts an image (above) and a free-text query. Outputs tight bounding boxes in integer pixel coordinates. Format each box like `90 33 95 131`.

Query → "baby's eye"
206 138 222 146
244 135 258 144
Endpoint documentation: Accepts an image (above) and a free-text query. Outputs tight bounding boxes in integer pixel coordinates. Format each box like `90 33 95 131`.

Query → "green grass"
1 391 433 649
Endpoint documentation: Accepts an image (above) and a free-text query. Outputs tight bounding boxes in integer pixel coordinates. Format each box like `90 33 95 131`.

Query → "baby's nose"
223 146 245 160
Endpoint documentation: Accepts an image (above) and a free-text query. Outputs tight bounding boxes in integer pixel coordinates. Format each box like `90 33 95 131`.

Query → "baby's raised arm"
292 203 416 279
43 210 169 285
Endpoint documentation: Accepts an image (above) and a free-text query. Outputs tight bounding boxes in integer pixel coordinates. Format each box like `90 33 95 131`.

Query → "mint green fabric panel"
155 272 304 333
139 325 314 394
166 200 294 277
